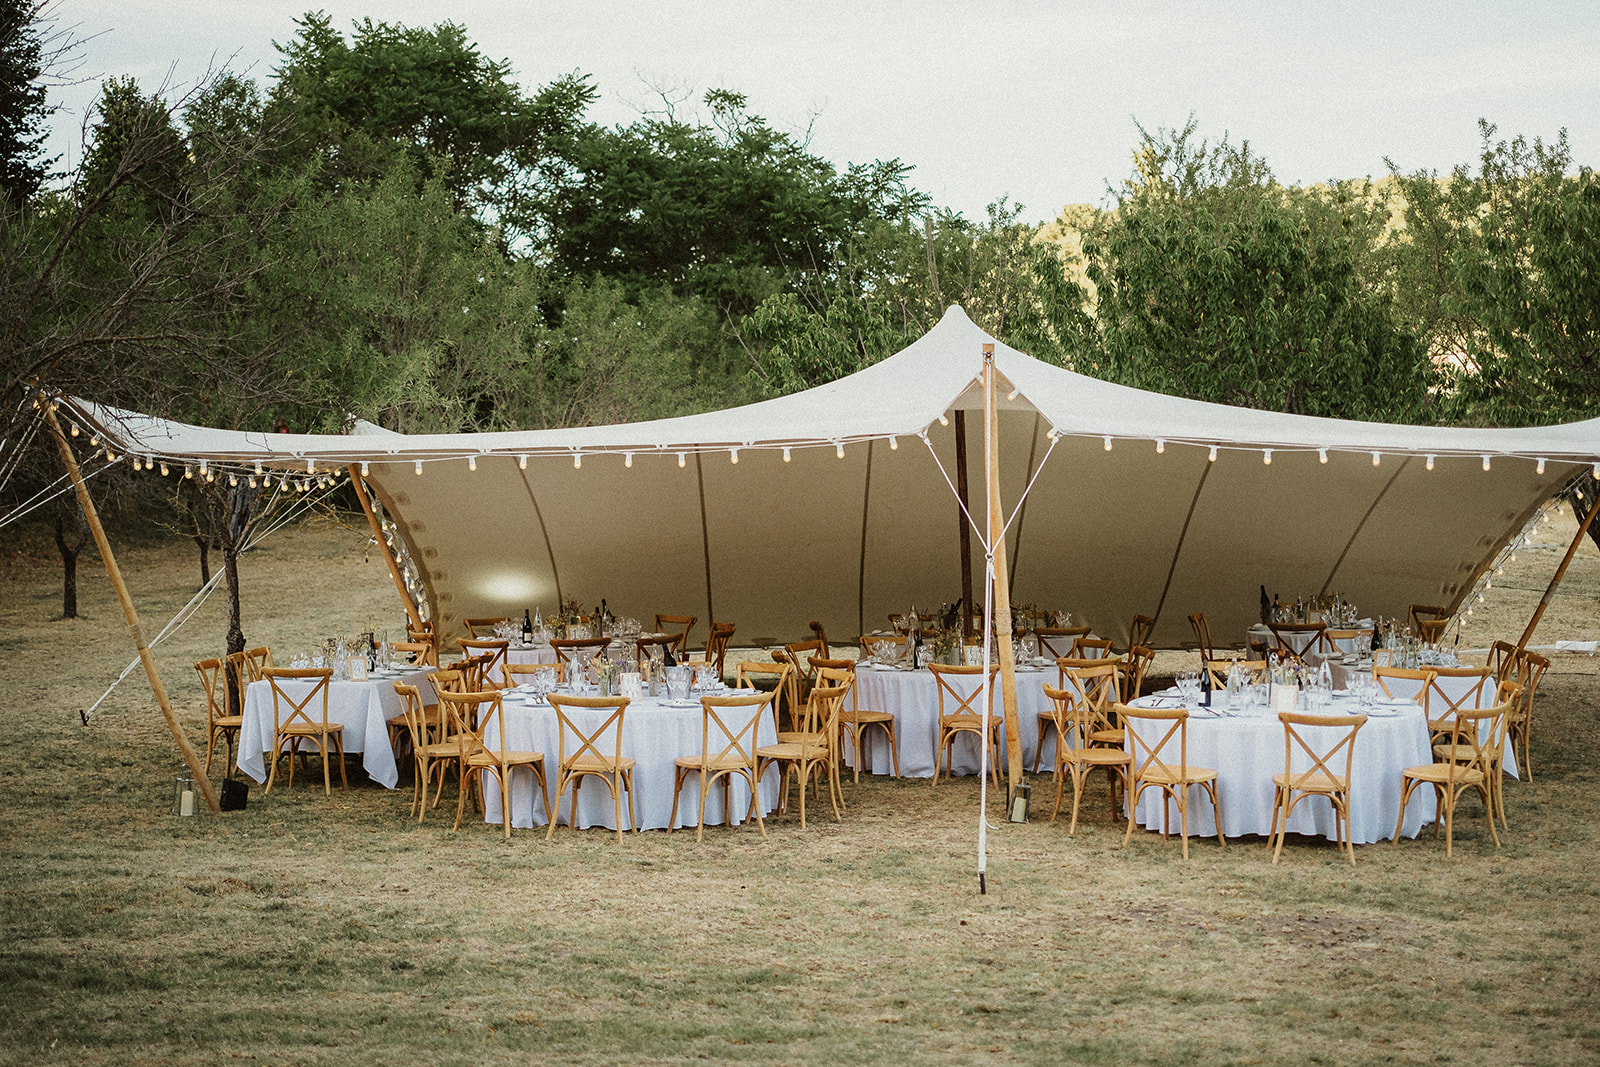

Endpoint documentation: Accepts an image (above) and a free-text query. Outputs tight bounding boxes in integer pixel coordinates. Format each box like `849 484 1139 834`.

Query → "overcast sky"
41 0 1600 224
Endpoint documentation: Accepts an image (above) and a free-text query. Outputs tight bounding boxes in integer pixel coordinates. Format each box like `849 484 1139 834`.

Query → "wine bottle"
522 609 533 641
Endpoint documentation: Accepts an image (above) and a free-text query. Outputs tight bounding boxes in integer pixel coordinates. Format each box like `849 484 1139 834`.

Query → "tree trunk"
194 534 211 585
53 510 85 619
213 483 258 715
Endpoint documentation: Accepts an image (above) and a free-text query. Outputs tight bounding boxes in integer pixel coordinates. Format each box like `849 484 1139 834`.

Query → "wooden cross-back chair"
394 681 467 823
1432 678 1524 830
1409 604 1449 634
547 694 637 842
457 638 510 686
439 687 548 838
225 645 274 713
699 622 736 679
1188 613 1217 663
195 657 241 777
929 662 1002 788
406 628 440 666
653 614 698 656
1070 636 1116 660
635 633 680 669
1042 683 1131 835
1268 710 1368 865
1205 658 1268 691
1119 702 1224 860
550 637 611 671
1423 666 1495 742
504 661 567 686
756 680 847 828
1035 657 1120 773
777 639 828 720
1128 614 1156 653
1506 649 1549 783
1268 623 1326 664
262 667 345 794
1121 645 1155 701
1395 691 1515 858
669 690 775 841
811 655 898 783
736 660 793 734
463 617 509 639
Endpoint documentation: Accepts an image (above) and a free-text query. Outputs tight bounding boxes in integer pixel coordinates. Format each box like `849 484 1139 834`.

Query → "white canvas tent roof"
64 306 1600 650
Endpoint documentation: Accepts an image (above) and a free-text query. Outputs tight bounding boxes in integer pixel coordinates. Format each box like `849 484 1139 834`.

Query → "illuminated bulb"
90 435 99 447
248 476 257 488
1371 451 1381 466
105 449 116 462
836 442 845 459
1156 439 1165 454
159 463 169 477
729 448 739 464
415 460 423 475
1482 455 1492 471
1426 454 1435 471
573 453 582 469
1537 458 1546 474
518 455 527 470
889 436 898 450
782 447 791 462
130 457 140 471
624 453 633 468
1262 450 1273 465
70 423 79 437
1208 446 1218 462
229 473 238 487
1103 436 1113 451
1594 462 1599 478
1318 449 1328 464
184 465 193 479
468 455 476 471
306 458 315 473
1477 593 1486 604
1485 577 1492 589
361 461 369 476
939 415 949 426
677 453 686 468
1007 388 1018 401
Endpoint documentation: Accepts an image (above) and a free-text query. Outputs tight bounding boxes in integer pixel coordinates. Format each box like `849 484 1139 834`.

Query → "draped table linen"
852 664 1053 778
237 666 433 788
1124 692 1435 844
480 691 780 830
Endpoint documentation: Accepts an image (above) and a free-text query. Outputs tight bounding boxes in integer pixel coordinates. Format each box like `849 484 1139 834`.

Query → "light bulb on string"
1426 454 1435 471
1482 455 1492 471
1103 436 1113 451
184 465 193 479
159 462 169 477
729 448 739 464
467 455 476 471
306 458 315 473
229 473 238 487
677 453 686 468
415 460 423 475
1318 449 1327 464
360 461 369 476
90 435 98 447
1371 451 1381 466
248 476 256 488
889 436 898 450
938 415 949 426
573 453 581 470
518 455 527 470
69 422 78 437
1155 439 1165 454
782 447 791 462
836 442 845 459
1208 446 1218 462
624 453 633 468
1537 458 1546 474
1262 450 1273 465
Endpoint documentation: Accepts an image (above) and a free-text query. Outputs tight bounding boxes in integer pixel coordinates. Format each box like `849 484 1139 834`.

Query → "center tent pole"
983 347 1024 798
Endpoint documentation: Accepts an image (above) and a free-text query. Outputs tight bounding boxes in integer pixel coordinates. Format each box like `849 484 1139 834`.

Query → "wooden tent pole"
983 347 1024 795
1518 489 1600 650
954 411 974 637
42 402 220 813
349 468 423 632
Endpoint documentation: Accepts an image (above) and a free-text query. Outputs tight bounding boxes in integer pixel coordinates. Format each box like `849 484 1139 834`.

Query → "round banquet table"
1123 692 1437 844
479 690 780 830
851 664 1054 778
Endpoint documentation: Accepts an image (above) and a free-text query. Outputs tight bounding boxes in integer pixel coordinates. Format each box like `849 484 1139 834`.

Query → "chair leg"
1268 786 1285 863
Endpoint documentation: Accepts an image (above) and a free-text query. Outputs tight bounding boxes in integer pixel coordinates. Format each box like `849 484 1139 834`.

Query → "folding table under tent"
59 306 1600 653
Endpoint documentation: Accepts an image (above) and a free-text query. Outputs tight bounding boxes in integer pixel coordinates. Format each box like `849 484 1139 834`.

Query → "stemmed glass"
1175 669 1200 709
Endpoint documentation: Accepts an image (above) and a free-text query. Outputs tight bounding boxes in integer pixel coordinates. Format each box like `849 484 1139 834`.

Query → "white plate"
662 699 699 708
1376 698 1417 708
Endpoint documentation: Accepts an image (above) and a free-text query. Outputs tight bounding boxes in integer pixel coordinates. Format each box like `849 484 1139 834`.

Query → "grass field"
2 509 1597 1065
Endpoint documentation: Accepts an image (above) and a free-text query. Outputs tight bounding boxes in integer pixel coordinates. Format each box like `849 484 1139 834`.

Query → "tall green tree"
0 0 54 204
1083 119 1435 420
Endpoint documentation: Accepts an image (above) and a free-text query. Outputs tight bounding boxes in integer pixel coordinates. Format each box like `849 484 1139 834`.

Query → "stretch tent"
62 306 1600 651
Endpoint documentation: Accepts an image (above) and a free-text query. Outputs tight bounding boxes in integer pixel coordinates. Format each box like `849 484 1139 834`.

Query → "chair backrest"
1417 618 1451 643
429 667 467 694
195 658 226 727
548 694 630 768
391 640 434 666
435 688 502 759
928 662 998 719
1206 657 1268 689
263 667 332 731
1071 637 1116 660
1321 628 1373 657
779 639 827 709
654 614 698 655
505 661 566 686
226 646 274 712
705 622 736 675
457 638 509 682
1425 666 1494 721
1514 650 1550 724
392 682 435 752
1129 614 1156 651
1371 666 1435 704
1435 690 1517 774
635 633 679 669
1488 640 1521 683
550 637 610 666
1188 613 1215 661
1062 662 1122 734
1119 702 1193 782
1035 626 1090 660
1122 645 1155 700
463 617 509 639
800 684 848 741
1055 655 1111 688
453 652 493 692
1269 623 1326 661
1408 604 1449 632
1043 684 1096 749
699 691 773 773
857 633 909 653
1278 710 1367 788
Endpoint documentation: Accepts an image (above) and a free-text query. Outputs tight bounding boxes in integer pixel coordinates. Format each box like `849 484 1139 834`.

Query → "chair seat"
1062 747 1131 768
777 730 827 745
279 722 343 736
1402 762 1486 786
418 740 464 759
467 749 543 769
1139 764 1218 786
1272 770 1347 794
841 709 893 724
675 753 750 773
1433 742 1491 762
562 754 636 773
940 714 1000 731
757 741 828 761
1088 728 1125 745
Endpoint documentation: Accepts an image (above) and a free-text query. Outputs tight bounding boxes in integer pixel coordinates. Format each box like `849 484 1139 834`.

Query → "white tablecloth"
493 644 558 684
237 667 434 789
480 691 780 830
1123 692 1435 844
852 665 1054 778
1320 661 1517 779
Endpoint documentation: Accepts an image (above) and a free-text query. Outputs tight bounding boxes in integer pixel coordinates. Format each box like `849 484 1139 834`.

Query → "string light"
938 415 949 427
159 462 169 477
677 453 686 468
782 447 791 462
467 455 477 471
229 473 238 487
1426 454 1435 471
1594 462 1599 478
306 458 315 473
624 453 633 468
184 464 193 479
1208 446 1218 462
518 455 527 470
1482 455 1492 471
573 453 582 469
1536 458 1546 474
69 423 79 437
835 442 845 459
104 449 116 462
1007 388 1018 401
888 436 898 450
248 475 257 488
360 461 369 476
1371 451 1381 466
1318 448 1328 464
90 435 98 447
415 460 423 475
130 457 141 471
1155 439 1165 454
1103 436 1113 451
729 448 739 464
1262 449 1272 465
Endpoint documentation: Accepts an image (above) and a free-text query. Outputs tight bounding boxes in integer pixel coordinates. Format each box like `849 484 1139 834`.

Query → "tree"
0 0 60 204
1083 119 1436 421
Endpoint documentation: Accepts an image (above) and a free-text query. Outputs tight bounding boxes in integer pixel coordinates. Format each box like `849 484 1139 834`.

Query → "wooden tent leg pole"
349 468 423 632
1518 489 1600 650
42 402 220 813
983 347 1024 796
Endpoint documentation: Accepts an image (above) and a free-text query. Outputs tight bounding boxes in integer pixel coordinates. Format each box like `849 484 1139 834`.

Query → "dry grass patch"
2 513 1598 1064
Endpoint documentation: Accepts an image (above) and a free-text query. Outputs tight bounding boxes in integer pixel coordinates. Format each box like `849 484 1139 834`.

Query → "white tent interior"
63 306 1600 652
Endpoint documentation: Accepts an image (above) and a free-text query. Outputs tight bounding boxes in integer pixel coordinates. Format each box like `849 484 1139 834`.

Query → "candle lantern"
172 774 198 817
1008 781 1031 823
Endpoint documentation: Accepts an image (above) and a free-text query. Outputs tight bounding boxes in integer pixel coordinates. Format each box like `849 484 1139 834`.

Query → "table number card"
348 657 369 681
